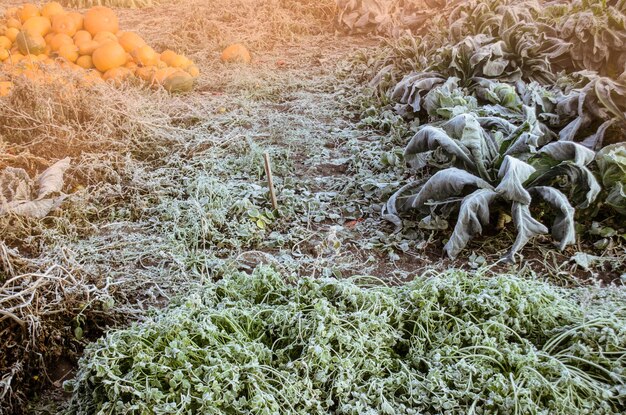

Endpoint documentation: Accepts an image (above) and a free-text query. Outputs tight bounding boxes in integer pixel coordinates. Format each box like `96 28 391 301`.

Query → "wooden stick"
263 152 278 210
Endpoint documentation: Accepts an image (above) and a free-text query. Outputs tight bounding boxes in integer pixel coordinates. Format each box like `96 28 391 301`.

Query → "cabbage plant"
549 0 626 76
383 79 603 261
596 143 626 215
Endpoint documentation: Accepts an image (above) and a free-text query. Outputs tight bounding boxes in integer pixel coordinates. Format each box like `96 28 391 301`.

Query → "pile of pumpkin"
0 2 199 96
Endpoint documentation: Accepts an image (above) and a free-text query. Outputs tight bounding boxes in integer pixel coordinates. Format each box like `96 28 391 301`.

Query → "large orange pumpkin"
51 14 78 37
83 7 118 36
92 41 126 72
22 16 52 37
117 31 145 53
41 2 65 19
18 4 40 24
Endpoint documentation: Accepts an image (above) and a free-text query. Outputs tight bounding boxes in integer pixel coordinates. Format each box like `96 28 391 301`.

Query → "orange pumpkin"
92 41 126 72
83 7 118 36
159 49 177 66
73 30 92 45
5 28 19 42
20 67 43 81
41 2 64 19
102 66 131 84
153 67 178 83
68 12 84 31
0 36 11 49
58 43 79 62
0 81 14 97
80 69 103 86
76 54 94 69
22 16 52 37
51 14 78 37
124 60 137 70
0 48 9 61
220 43 251 64
93 31 117 45
8 52 25 64
117 31 145 53
131 45 157 67
186 65 200 78
18 4 40 24
135 65 156 82
77 39 99 56
6 17 21 29
49 33 73 51
168 54 192 68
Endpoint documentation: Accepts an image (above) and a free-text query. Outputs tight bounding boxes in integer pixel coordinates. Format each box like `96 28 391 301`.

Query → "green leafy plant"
384 128 598 261
64 266 626 415
382 77 606 260
335 0 446 35
556 73 626 149
549 0 626 77
596 143 626 214
362 0 626 260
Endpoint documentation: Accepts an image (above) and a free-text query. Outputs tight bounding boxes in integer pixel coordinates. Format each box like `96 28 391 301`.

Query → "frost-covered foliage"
596 143 626 215
65 267 626 414
335 0 445 35
548 0 626 76
363 0 626 258
383 78 605 260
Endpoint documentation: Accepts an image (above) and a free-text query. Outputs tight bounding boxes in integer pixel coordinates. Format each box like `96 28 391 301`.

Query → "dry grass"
116 0 336 57
0 70 188 413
